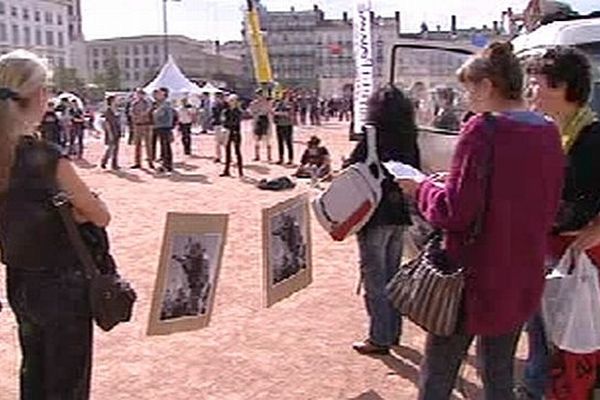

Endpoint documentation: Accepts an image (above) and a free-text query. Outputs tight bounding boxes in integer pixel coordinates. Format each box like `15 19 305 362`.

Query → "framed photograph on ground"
147 213 228 336
263 194 313 307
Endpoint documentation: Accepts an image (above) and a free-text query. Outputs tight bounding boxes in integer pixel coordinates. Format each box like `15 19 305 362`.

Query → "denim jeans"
419 329 521 400
523 313 549 399
101 140 120 169
357 224 404 347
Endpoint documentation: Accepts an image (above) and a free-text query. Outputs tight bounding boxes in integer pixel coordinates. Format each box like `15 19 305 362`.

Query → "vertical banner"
353 0 374 135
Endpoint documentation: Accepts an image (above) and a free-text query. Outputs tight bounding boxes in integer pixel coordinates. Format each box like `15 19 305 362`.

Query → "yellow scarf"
560 106 598 153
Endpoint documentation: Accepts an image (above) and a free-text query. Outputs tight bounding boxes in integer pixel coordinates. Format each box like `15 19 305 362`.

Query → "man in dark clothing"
39 102 62 145
100 96 121 170
220 95 244 178
274 96 295 165
69 100 86 158
295 136 332 180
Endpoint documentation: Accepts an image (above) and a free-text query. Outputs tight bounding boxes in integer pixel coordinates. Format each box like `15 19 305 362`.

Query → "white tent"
144 56 203 98
199 82 222 94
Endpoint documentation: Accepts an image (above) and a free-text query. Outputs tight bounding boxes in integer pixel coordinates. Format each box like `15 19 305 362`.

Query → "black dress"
0 136 93 400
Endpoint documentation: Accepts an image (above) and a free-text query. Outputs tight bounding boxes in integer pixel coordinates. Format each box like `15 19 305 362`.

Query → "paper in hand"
383 161 427 183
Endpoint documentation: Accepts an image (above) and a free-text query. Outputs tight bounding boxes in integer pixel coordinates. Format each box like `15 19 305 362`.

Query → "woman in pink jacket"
399 42 565 399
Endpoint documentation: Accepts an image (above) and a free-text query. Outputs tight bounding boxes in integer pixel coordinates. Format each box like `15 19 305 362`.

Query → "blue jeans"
523 313 550 399
357 225 404 346
419 329 521 400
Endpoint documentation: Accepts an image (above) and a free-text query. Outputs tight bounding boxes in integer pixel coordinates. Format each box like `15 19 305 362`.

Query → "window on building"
22 8 29 20
35 29 41 45
24 26 31 46
143 45 149 54
103 59 109 68
134 71 140 81
45 12 52 24
102 48 108 56
57 14 63 26
0 2 5 16
92 48 99 57
93 60 99 70
125 71 130 80
144 58 149 67
57 31 63 47
12 25 19 45
68 24 74 40
134 58 139 68
0 23 6 42
34 11 40 22
45 30 53 46
124 58 130 68
67 5 73 16
11 6 17 17
133 46 139 55
153 44 159 54
124 46 130 55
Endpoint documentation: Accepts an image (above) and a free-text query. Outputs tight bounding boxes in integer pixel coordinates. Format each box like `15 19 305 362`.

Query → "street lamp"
162 0 181 62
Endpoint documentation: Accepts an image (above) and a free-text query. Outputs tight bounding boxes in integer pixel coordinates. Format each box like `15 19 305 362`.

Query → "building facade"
243 2 510 97
0 0 75 67
86 35 244 91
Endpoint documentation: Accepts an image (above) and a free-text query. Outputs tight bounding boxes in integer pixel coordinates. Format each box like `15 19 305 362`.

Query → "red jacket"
417 112 565 335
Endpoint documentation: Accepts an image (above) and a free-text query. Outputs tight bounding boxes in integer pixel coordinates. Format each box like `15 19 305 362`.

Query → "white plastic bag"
542 251 600 354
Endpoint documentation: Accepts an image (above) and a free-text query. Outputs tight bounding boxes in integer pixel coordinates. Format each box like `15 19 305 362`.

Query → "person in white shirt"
177 98 195 156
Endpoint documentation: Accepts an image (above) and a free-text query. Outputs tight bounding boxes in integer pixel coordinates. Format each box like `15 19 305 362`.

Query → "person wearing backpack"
344 85 420 355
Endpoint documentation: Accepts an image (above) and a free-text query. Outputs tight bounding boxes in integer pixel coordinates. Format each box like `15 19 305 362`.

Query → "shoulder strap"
465 113 496 243
52 193 99 279
364 124 378 164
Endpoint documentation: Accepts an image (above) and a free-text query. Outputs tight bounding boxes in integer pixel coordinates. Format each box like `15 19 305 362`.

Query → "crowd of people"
0 39 599 400
35 85 339 181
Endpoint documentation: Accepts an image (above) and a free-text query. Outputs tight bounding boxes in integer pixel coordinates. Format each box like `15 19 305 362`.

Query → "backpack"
312 125 383 241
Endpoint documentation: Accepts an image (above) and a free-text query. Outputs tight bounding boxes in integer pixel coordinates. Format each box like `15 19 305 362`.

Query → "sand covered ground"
0 121 528 399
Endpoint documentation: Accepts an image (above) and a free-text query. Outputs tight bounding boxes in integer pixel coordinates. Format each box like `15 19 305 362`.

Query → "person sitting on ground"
294 136 332 180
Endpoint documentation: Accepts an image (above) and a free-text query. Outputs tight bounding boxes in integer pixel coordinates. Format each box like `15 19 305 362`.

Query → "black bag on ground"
257 176 296 191
53 193 137 332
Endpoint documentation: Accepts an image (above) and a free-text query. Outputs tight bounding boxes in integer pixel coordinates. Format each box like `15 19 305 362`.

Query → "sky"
81 0 598 42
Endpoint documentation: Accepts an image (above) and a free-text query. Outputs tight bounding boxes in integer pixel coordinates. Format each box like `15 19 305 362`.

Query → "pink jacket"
417 112 565 335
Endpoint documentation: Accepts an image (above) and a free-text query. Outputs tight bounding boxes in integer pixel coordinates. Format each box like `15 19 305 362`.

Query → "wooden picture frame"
262 194 313 307
147 213 228 336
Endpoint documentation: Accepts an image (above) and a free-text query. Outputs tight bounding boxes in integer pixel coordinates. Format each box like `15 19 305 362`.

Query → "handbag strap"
463 113 496 244
52 192 100 280
364 124 378 164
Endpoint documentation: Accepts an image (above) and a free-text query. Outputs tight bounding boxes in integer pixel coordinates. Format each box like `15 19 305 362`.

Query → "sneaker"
352 339 390 355
131 164 141 169
219 172 231 177
276 160 284 165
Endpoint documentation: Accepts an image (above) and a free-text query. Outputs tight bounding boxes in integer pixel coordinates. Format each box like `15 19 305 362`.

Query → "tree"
103 56 121 91
53 66 85 94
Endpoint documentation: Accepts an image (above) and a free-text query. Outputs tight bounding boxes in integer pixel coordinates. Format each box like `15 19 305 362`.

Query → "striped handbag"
386 231 464 336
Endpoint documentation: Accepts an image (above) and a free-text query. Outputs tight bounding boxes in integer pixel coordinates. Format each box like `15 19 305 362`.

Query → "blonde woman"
0 50 109 399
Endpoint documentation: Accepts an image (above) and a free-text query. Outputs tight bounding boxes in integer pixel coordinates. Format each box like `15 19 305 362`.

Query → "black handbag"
53 193 137 332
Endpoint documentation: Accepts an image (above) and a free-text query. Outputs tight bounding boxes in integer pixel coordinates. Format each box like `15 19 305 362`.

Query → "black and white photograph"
148 213 228 336
263 194 313 307
160 234 221 321
269 205 308 286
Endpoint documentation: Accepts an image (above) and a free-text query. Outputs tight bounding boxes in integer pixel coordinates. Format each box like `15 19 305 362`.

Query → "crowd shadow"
107 169 144 183
173 161 199 172
166 171 210 184
348 390 385 400
188 154 215 161
244 164 271 175
72 158 97 169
